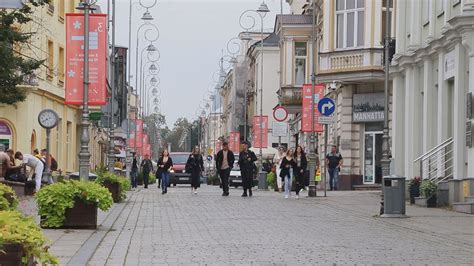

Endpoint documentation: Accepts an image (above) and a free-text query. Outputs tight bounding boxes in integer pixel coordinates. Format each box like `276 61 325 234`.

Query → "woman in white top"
14 151 43 192
273 147 285 192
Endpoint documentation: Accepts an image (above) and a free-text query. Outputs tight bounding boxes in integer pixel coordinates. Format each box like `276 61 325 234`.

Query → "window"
47 0 55 15
382 0 394 40
336 0 365 49
58 46 64 85
58 0 65 22
437 0 446 16
66 122 72 170
294 42 307 85
47 40 54 80
422 0 432 26
55 118 62 165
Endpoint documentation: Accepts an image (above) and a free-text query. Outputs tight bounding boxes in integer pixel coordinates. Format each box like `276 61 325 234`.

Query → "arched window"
0 121 14 150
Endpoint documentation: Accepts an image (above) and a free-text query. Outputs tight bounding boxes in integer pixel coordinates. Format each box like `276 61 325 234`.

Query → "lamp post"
76 0 95 181
107 0 117 172
239 1 270 170
380 0 392 215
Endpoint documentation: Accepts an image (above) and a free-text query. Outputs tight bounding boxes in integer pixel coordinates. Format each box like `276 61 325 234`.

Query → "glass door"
363 131 383 184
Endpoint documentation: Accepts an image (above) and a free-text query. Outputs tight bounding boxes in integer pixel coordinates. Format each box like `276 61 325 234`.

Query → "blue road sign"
207 155 213 161
318 98 336 116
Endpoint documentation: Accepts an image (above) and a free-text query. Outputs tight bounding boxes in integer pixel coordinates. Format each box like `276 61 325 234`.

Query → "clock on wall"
38 109 59 129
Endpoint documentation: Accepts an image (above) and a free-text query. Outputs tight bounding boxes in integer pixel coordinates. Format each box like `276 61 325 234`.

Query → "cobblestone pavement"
19 185 474 265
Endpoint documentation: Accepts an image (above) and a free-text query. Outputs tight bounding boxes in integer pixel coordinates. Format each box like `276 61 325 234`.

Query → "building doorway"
363 128 383 184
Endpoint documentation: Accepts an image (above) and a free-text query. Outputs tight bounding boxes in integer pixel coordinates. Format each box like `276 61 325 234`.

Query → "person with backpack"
40 149 57 184
140 154 153 189
14 151 44 192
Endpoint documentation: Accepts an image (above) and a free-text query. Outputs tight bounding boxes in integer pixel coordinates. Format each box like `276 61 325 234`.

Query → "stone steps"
464 196 474 203
452 202 474 214
353 184 382 191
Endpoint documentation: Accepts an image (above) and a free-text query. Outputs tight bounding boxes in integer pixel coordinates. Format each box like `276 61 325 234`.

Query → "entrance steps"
453 196 474 214
353 184 382 191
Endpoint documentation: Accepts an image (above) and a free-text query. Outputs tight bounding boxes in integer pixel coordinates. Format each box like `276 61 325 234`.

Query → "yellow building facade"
0 0 105 173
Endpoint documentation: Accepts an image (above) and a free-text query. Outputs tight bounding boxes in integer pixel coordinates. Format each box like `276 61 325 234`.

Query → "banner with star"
65 13 107 105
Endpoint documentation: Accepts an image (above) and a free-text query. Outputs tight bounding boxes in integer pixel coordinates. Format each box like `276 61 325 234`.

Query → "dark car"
169 152 191 186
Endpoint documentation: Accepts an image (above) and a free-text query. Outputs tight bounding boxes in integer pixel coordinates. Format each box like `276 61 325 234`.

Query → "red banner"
129 119 144 148
252 116 268 148
144 143 151 157
302 84 325 132
215 139 221 153
65 14 107 105
229 132 240 154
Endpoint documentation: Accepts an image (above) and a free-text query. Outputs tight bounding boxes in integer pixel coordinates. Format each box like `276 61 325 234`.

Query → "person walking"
186 146 204 195
294 146 308 199
131 153 138 189
157 149 173 194
14 151 44 192
273 146 285 192
238 141 257 197
0 144 10 178
215 141 235 196
140 154 153 189
326 145 343 191
280 149 296 199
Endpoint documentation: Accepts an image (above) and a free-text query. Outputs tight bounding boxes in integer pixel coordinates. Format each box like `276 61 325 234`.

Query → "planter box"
427 196 437 208
414 197 427 207
0 243 33 266
414 196 437 208
104 181 121 203
409 185 420 204
41 198 98 229
0 180 35 197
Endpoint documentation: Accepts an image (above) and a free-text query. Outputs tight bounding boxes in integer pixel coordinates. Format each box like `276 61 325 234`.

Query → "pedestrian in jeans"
294 146 308 199
131 153 138 189
273 147 285 192
215 141 235 197
280 149 296 199
326 145 343 191
238 141 257 197
157 149 173 194
140 154 153 189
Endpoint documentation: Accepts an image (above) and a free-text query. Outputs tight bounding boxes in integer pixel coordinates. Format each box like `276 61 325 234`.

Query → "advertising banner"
302 84 325 132
252 116 268 148
65 14 107 105
229 132 241 154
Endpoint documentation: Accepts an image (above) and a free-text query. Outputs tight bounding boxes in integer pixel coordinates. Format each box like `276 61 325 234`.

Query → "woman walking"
280 149 296 199
186 146 204 195
140 154 153 189
273 147 285 192
157 149 173 194
294 146 308 199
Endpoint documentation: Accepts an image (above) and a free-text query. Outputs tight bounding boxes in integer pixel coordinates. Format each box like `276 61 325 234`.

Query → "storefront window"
0 121 13 149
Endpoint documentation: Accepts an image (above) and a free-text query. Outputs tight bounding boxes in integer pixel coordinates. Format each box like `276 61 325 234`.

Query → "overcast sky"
97 0 290 127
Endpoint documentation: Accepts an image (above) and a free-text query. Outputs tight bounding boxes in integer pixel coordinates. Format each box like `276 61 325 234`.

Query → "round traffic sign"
207 155 213 161
273 106 288 122
318 98 336 116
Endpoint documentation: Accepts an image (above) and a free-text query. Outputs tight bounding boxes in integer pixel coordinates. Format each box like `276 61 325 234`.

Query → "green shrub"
0 183 18 211
420 180 437 198
0 210 58 264
36 180 113 228
95 172 131 201
149 173 156 184
207 174 220 185
266 172 276 189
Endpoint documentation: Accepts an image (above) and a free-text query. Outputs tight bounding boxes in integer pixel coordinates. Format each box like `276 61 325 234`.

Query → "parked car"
169 152 191 186
229 164 242 188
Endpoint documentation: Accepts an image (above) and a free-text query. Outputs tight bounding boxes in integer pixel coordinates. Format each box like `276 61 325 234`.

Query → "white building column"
463 32 474 177
437 51 450 178
408 0 421 50
404 65 421 179
422 58 435 152
453 43 467 180
285 38 294 86
392 73 405 175
395 0 406 53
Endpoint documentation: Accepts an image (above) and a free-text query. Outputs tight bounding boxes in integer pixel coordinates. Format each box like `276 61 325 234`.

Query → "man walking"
140 154 153 189
326 145 343 191
14 151 44 192
238 141 257 197
215 141 235 196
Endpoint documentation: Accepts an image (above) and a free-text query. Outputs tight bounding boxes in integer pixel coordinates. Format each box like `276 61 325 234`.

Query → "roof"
276 14 313 25
252 32 280 48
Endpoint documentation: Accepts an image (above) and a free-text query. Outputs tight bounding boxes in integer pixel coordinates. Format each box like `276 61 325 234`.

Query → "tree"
0 1 49 104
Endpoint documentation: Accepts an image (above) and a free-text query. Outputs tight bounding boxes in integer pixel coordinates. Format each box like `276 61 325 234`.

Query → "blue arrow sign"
318 98 336 116
207 155 213 161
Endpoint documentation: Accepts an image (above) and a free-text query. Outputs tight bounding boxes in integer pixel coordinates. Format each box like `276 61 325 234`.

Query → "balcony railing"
319 48 385 73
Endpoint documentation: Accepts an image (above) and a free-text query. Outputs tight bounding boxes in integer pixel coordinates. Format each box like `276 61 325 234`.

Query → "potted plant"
137 172 144 186
95 172 131 202
408 176 422 204
0 183 18 211
266 172 276 191
420 180 437 208
36 180 113 229
207 174 220 186
0 210 58 265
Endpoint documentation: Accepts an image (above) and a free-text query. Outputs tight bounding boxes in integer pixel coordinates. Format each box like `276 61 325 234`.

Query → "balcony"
278 85 302 114
317 48 385 83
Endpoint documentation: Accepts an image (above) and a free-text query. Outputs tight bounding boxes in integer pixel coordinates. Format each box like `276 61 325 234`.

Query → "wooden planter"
41 198 98 229
0 243 33 266
104 181 121 203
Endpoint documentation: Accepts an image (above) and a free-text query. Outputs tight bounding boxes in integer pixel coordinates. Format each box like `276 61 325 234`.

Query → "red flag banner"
129 119 144 148
229 132 241 154
302 84 325 132
252 116 268 148
65 13 107 105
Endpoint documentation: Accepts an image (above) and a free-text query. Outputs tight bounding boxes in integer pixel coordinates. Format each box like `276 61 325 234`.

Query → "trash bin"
382 175 407 218
257 171 268 190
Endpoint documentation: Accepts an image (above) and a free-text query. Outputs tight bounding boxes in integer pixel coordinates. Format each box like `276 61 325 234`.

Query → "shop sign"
272 122 288 137
353 93 385 123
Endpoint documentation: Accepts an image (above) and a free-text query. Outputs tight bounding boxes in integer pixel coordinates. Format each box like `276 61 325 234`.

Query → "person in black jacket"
280 149 296 199
238 141 257 197
157 149 173 194
215 141 235 196
186 146 204 195
140 154 153 189
294 145 308 199
131 153 138 189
